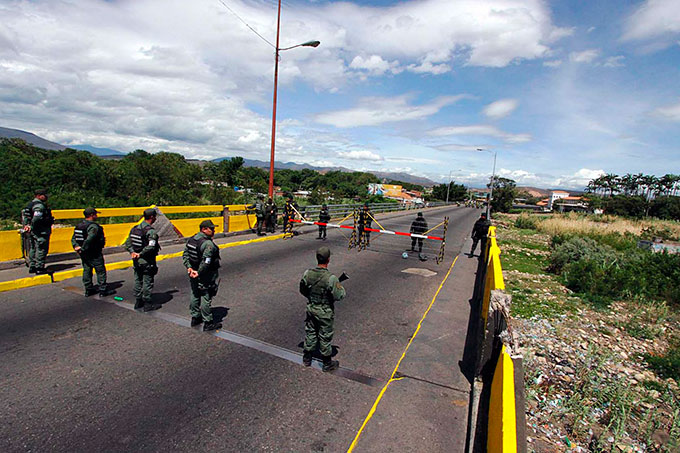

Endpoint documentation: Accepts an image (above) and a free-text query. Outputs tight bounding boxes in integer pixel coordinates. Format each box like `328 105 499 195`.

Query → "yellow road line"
0 233 287 293
346 254 459 452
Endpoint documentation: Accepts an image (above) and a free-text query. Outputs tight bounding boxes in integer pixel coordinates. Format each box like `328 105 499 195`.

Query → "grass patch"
502 247 548 274
645 339 680 383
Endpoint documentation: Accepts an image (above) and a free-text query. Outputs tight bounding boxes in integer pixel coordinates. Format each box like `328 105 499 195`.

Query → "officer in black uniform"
317 204 331 240
71 207 108 296
358 203 372 247
22 188 54 274
124 208 161 311
265 197 278 233
409 212 428 253
470 213 491 256
183 219 222 331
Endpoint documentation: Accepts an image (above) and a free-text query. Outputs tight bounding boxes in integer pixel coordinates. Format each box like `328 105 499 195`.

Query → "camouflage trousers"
189 277 217 322
303 304 334 357
81 253 107 290
29 233 50 270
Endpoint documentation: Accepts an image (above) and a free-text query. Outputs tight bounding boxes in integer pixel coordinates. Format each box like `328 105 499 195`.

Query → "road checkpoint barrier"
468 226 527 452
289 209 449 264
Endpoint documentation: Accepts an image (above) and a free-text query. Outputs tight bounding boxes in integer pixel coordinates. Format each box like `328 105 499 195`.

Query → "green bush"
549 236 617 274
514 213 538 230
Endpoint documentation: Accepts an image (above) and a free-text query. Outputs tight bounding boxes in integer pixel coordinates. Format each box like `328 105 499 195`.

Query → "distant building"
548 190 569 210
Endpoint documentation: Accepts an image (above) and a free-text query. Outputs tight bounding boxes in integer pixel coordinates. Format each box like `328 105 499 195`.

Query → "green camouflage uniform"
22 198 54 271
299 267 346 357
248 200 266 235
71 220 107 292
182 231 220 322
124 221 160 306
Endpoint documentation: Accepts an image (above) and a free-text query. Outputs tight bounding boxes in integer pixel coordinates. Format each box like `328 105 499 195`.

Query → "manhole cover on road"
401 268 438 277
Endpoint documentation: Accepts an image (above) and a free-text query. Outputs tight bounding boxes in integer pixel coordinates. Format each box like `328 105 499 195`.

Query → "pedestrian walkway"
347 238 479 452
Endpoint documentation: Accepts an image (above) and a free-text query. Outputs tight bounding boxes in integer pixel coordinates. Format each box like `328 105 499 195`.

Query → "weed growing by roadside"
645 338 680 382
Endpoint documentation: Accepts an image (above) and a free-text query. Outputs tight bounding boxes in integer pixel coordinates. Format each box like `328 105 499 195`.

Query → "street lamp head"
476 148 483 152
301 40 321 48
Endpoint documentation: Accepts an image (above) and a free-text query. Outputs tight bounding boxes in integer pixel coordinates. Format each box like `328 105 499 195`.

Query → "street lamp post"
268 0 320 198
477 148 497 218
445 170 451 204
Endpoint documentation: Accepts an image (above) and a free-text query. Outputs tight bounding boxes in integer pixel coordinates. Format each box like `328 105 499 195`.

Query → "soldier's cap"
316 246 331 263
34 188 47 196
258 194 264 199
200 219 216 229
143 208 157 218
83 207 99 217
322 204 327 208
417 212 423 216
480 213 487 218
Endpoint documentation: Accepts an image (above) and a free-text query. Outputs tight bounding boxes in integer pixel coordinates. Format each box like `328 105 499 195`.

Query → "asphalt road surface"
0 206 481 452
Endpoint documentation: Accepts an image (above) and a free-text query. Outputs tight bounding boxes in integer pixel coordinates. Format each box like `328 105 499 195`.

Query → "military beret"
200 219 216 229
83 207 99 217
316 246 331 262
34 189 47 195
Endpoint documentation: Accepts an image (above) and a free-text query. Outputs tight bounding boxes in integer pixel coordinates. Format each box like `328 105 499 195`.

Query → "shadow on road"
211 306 229 323
45 263 78 273
152 289 178 305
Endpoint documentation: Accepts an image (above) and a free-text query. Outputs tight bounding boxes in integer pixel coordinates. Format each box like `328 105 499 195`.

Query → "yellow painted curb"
52 269 83 282
0 274 52 292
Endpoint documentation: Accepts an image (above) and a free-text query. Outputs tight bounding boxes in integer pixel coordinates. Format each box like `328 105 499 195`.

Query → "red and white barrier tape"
290 219 443 241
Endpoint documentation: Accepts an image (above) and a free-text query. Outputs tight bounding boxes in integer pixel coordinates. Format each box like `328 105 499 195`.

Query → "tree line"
0 138 456 223
585 173 680 220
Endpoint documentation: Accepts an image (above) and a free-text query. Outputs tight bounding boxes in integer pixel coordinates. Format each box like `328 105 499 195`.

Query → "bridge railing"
470 226 527 452
0 201 453 263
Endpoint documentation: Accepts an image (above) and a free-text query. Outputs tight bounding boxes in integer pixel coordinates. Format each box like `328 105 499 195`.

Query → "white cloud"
428 124 532 143
492 167 605 189
543 60 562 67
623 0 680 46
483 99 519 119
315 94 469 128
569 49 600 63
337 150 384 161
603 55 625 67
652 100 680 121
350 55 400 75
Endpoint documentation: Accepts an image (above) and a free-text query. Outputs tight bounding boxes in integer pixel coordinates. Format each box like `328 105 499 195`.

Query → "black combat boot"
28 267 36 274
302 351 313 367
190 317 203 327
98 286 111 297
143 302 162 312
134 299 144 310
322 356 339 372
203 321 222 332
84 287 97 297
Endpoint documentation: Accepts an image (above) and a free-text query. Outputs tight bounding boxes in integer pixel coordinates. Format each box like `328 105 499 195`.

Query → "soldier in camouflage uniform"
299 246 346 372
265 198 277 233
71 207 108 297
22 188 54 274
124 208 161 311
183 219 222 332
247 194 266 236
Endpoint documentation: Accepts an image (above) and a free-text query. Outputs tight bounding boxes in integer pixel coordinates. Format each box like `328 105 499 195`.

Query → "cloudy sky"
1 0 679 189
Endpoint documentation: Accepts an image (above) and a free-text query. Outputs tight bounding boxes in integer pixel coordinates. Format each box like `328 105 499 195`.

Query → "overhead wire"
215 0 276 48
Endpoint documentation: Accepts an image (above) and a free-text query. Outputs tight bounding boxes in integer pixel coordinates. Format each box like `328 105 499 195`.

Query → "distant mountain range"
0 126 438 187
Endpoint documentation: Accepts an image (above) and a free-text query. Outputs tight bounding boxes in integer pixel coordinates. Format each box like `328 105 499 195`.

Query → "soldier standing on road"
469 213 491 257
265 197 278 233
124 208 161 311
358 203 372 247
317 204 331 240
247 194 266 236
22 188 54 274
299 247 346 371
71 208 108 297
183 219 222 332
409 212 428 253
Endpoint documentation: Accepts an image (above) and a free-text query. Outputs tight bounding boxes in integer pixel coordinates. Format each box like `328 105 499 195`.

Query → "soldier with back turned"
124 208 162 311
299 246 346 372
71 207 109 297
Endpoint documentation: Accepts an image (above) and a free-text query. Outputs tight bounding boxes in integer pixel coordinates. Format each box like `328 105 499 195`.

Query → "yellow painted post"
487 345 518 452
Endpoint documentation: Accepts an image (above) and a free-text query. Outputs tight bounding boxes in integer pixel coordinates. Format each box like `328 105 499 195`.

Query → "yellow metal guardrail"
0 204 260 262
480 225 525 453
